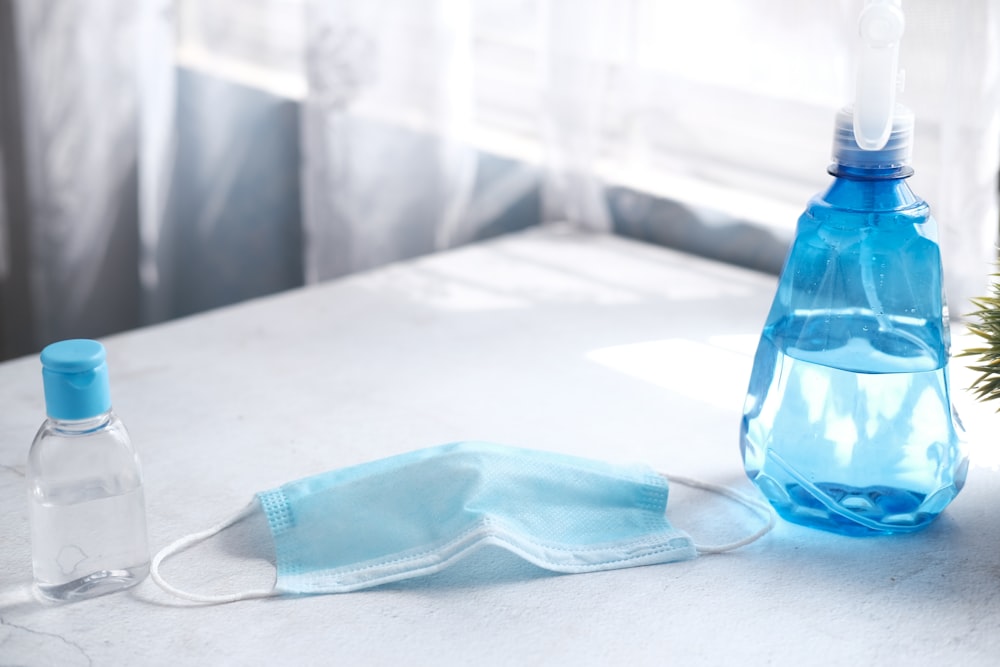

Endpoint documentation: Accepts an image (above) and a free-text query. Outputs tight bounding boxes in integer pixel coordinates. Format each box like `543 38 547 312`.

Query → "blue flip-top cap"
40 339 112 420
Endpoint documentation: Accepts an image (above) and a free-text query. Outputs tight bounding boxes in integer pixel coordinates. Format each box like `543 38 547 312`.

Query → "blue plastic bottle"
742 0 967 536
737 0 980 537
741 100 967 535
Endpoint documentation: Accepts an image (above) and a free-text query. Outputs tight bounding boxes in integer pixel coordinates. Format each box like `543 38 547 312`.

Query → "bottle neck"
827 163 913 180
822 163 920 212
47 411 113 434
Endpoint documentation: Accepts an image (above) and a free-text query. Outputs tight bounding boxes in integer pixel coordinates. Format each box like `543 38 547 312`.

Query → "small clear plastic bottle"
27 339 150 601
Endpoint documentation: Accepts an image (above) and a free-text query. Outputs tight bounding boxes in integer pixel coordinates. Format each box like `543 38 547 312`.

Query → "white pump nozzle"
854 0 905 150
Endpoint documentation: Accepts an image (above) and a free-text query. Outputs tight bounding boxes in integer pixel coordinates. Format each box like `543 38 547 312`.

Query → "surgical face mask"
151 442 773 603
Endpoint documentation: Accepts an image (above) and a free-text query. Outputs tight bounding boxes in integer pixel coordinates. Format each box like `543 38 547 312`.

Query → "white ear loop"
150 500 278 604
660 473 777 554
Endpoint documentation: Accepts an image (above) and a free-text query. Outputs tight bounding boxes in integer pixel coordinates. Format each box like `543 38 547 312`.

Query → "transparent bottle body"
27 411 150 601
740 171 967 535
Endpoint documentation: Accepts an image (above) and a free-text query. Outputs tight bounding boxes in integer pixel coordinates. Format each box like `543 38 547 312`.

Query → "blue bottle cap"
40 339 112 420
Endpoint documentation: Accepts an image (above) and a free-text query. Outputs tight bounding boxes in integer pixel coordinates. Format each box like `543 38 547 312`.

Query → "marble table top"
1 226 998 666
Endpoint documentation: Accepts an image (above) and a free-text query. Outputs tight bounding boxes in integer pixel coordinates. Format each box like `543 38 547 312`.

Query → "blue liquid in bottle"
741 109 967 536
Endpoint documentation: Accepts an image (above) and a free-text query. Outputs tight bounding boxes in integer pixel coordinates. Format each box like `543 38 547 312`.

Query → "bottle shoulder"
28 410 142 501
807 176 929 217
37 411 125 435
30 411 133 452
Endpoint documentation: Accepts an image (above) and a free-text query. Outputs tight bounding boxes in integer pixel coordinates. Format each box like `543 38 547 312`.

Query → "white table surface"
1 226 998 666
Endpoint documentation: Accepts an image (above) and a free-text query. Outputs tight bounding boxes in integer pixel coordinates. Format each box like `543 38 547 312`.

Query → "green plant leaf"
963 262 1000 403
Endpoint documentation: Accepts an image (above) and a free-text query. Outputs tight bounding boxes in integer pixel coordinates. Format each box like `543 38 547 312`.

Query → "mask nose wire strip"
659 473 777 554
150 500 278 604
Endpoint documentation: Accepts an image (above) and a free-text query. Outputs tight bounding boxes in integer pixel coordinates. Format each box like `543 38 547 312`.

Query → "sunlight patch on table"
587 338 754 411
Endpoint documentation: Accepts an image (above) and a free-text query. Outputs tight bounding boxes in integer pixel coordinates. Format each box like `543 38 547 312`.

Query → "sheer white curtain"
539 0 1000 312
1 0 998 360
0 0 174 356
301 0 479 282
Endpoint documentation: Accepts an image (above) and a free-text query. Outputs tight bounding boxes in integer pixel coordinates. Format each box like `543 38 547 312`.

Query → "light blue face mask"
151 442 773 603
